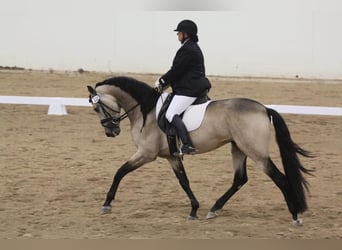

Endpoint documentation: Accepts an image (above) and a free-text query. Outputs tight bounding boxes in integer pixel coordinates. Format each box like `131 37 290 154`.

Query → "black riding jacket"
160 39 211 97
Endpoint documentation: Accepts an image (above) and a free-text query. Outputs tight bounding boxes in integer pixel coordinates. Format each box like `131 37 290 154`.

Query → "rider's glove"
154 78 166 93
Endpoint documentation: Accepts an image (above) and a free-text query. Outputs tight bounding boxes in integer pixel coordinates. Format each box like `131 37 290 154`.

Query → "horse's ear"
87 85 96 95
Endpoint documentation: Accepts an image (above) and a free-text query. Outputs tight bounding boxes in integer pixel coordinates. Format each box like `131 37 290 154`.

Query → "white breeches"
165 95 196 122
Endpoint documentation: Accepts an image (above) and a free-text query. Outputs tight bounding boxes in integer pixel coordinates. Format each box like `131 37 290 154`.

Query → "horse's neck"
116 92 142 125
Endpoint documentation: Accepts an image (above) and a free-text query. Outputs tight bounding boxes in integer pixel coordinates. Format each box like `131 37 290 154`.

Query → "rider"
155 19 211 155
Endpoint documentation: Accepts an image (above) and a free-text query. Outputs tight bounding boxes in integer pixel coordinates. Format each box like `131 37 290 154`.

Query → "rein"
115 102 140 121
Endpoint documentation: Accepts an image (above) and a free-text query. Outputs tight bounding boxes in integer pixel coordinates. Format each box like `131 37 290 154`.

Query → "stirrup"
173 151 184 158
173 146 184 157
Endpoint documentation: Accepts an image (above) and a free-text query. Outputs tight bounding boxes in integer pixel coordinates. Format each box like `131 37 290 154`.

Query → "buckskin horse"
87 76 313 225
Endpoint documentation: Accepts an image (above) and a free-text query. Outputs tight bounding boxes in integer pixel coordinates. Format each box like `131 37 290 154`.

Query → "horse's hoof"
101 206 112 214
292 218 303 226
206 211 218 219
187 215 199 220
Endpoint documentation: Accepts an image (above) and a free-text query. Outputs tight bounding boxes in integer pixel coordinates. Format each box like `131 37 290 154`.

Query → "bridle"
90 94 140 129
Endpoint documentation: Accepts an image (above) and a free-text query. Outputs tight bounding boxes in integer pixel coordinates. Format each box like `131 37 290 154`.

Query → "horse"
87 76 313 225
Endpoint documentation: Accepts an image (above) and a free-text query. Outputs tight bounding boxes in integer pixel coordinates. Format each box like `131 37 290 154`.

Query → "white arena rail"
0 95 341 116
265 105 342 116
0 96 90 115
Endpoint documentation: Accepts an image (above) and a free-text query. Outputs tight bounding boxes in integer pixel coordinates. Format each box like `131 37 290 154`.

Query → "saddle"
156 91 211 155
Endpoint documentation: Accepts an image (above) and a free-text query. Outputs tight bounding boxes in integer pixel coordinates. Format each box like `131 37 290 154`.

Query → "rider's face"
177 32 188 42
177 32 183 42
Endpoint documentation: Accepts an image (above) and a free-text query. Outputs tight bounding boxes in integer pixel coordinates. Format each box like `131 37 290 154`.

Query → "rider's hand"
154 79 161 88
154 78 165 93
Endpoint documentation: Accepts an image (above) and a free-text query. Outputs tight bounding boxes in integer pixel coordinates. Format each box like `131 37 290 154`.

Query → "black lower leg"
210 159 247 213
103 162 136 207
172 159 199 218
267 159 298 220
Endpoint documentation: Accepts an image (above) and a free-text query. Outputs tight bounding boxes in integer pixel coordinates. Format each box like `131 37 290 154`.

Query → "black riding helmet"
174 19 199 42
174 19 198 35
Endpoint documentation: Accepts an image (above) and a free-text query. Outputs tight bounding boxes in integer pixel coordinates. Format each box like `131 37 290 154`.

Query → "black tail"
267 108 314 213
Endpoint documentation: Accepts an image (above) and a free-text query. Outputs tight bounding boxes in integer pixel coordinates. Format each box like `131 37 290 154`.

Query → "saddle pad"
156 93 211 132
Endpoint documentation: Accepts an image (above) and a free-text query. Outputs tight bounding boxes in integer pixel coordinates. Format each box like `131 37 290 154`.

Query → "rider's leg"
166 95 197 155
171 114 197 154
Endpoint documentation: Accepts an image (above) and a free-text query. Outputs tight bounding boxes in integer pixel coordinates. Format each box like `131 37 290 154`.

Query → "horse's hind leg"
261 158 302 224
207 143 248 219
167 157 199 220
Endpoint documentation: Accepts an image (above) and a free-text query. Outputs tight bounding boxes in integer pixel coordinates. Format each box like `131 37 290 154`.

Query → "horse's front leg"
167 157 199 220
101 150 155 214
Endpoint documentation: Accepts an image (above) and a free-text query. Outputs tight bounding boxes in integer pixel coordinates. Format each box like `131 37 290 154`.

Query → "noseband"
90 95 139 129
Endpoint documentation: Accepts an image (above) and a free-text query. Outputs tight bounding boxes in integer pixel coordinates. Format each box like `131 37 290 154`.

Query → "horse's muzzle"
105 127 121 137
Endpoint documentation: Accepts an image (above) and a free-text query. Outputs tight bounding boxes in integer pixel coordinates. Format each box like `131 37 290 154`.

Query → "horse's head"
87 85 121 137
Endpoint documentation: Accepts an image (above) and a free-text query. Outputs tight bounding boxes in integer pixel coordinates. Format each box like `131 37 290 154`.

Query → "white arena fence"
0 96 341 116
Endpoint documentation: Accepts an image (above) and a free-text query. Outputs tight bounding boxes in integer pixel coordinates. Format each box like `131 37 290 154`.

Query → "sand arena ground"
0 70 341 238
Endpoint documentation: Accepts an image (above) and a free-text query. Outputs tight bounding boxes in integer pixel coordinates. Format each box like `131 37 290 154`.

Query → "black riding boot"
171 115 197 155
